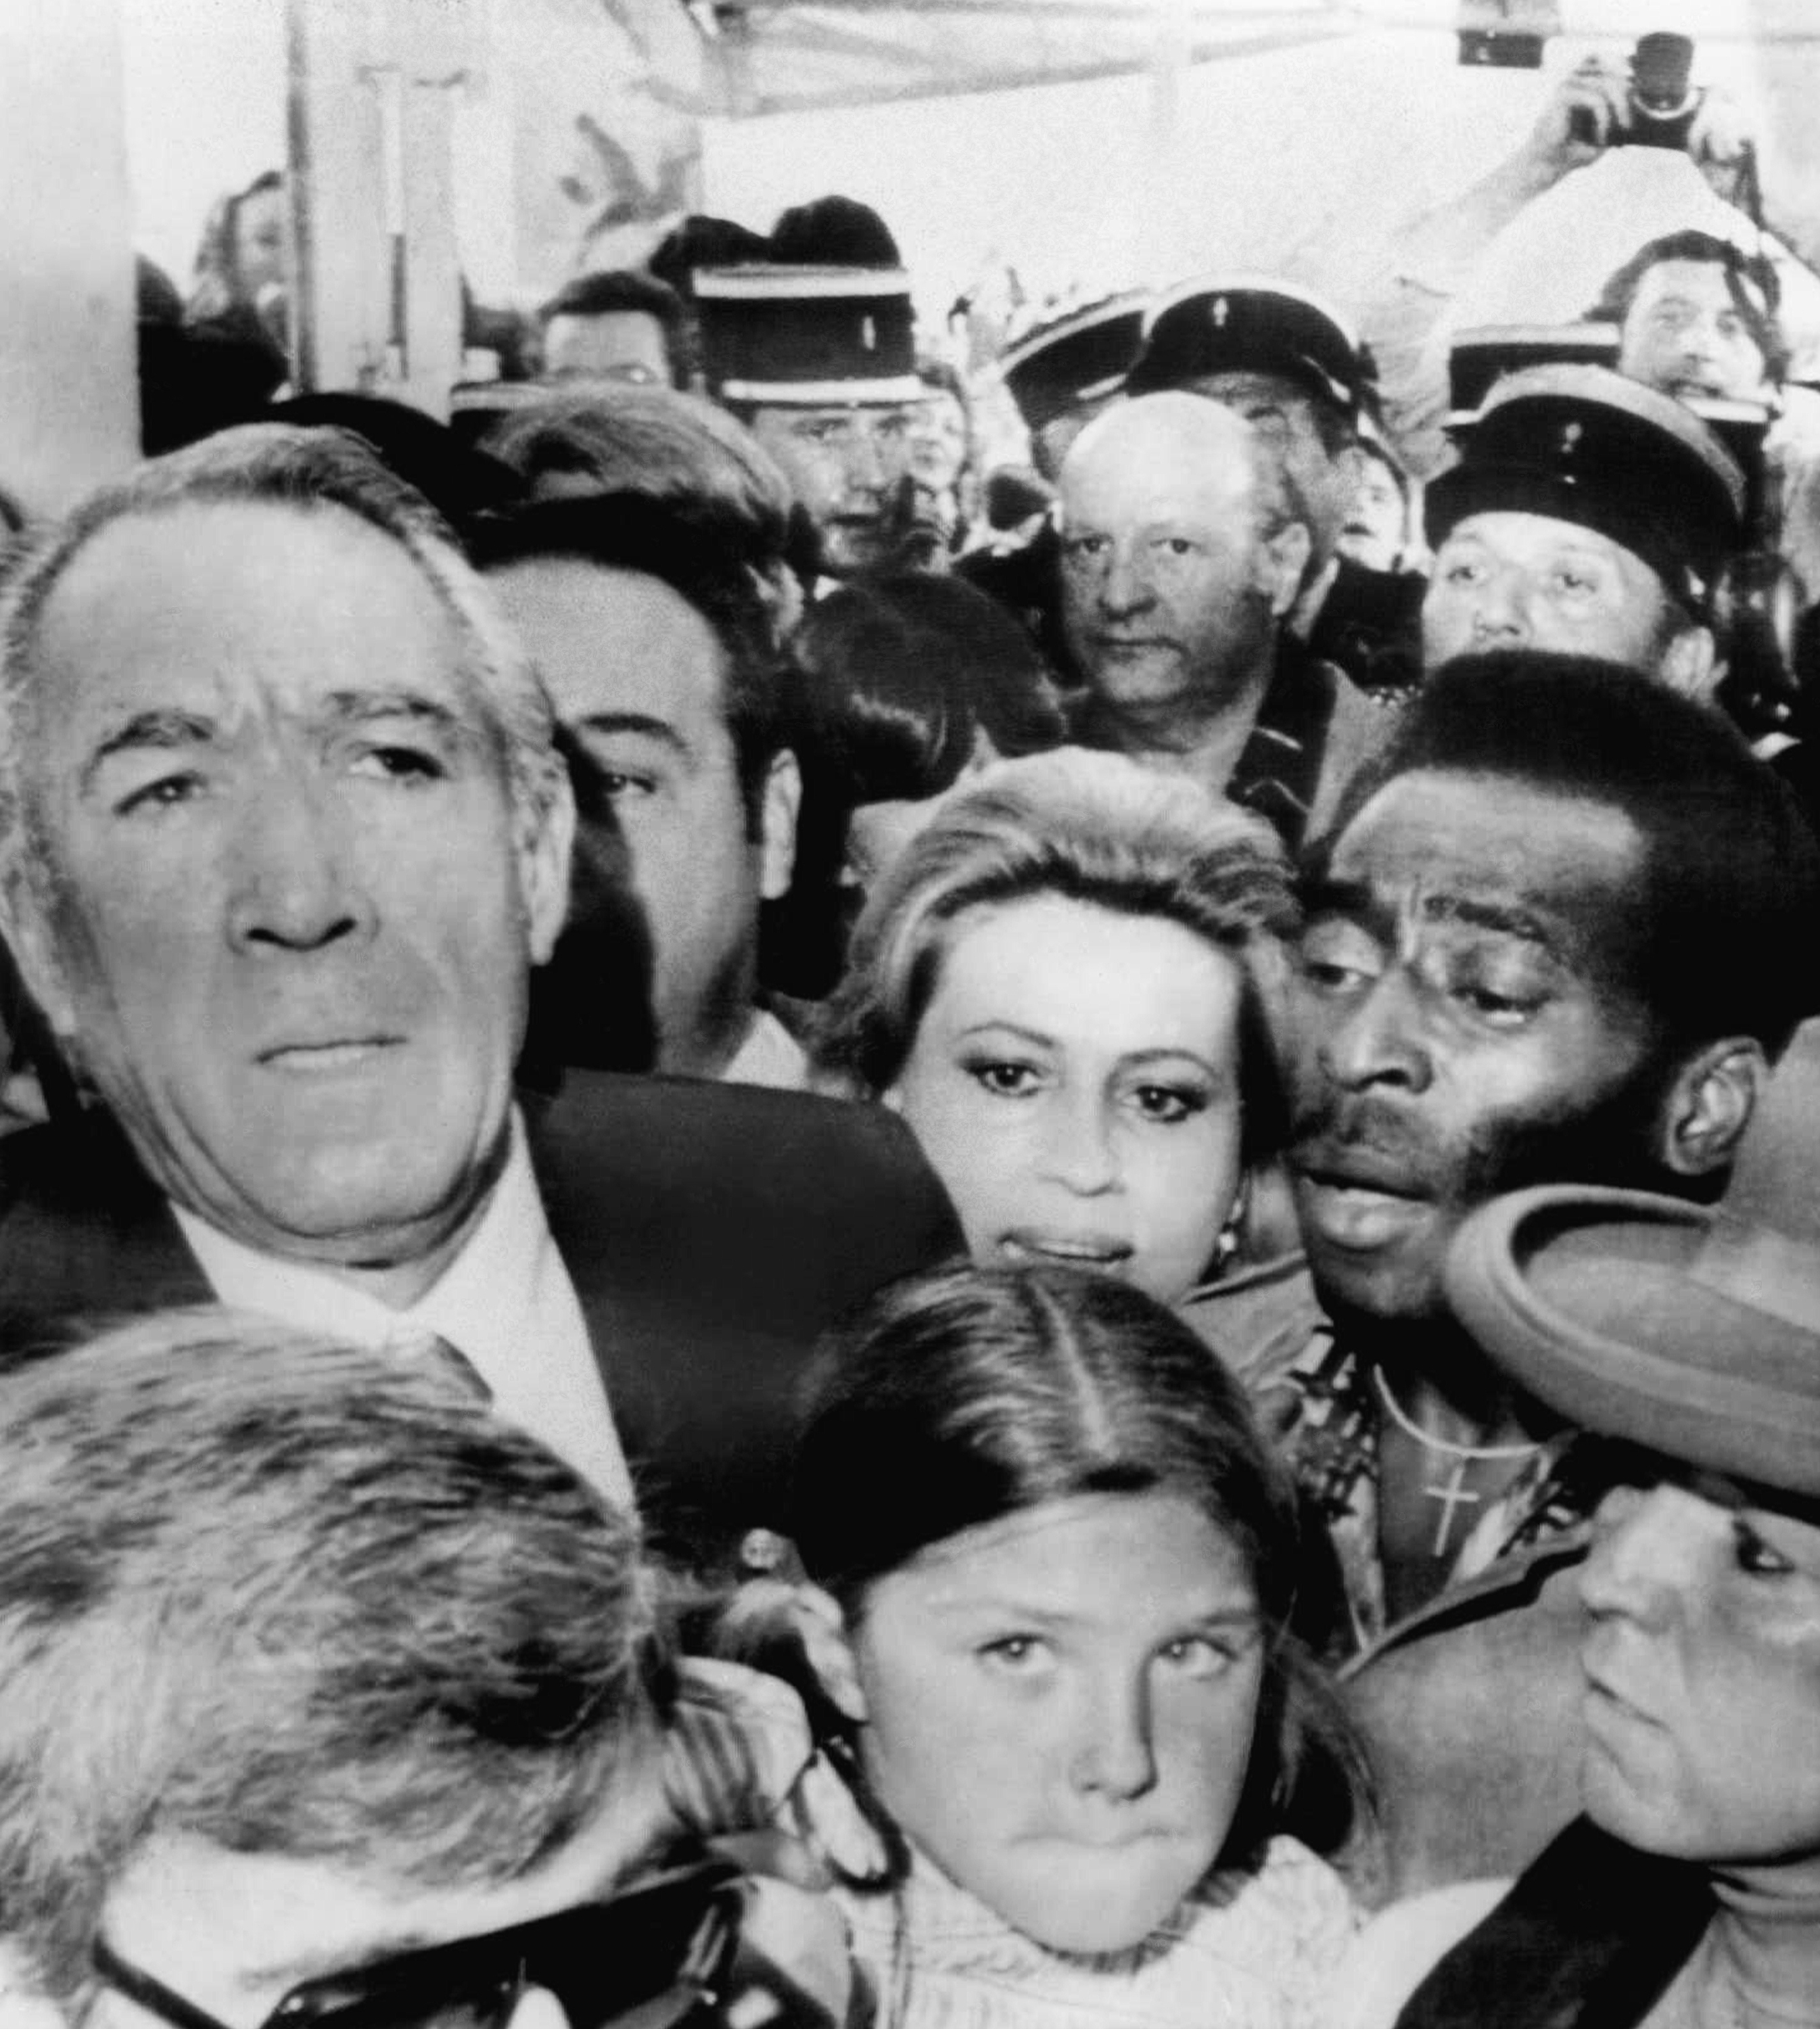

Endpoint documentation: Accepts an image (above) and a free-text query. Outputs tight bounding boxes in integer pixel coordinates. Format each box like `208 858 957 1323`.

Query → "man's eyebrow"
1424 895 1564 955
81 709 216 792
323 690 468 736
234 1926 464 1994
1299 879 1566 957
570 711 689 755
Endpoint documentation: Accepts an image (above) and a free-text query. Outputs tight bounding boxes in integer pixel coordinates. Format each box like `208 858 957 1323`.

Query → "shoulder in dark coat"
528 1071 962 1560
0 1078 963 1564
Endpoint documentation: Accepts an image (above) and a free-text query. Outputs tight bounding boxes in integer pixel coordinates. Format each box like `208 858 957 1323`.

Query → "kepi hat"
1445 1017 1820 1502
1426 363 1745 615
1125 273 1366 413
695 264 921 408
1446 324 1620 428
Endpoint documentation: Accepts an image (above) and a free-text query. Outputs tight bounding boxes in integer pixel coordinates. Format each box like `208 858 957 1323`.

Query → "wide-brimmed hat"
1444 1019 1820 1501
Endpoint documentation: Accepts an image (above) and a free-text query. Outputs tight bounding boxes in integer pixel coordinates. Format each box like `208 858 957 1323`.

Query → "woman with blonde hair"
816 747 1312 1351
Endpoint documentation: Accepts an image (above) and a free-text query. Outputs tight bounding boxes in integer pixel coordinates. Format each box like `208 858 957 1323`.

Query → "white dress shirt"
173 1111 632 1506
721 1006 809 1092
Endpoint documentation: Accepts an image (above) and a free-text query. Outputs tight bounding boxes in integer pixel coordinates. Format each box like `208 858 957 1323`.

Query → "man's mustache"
1289 1093 1450 1188
1292 1079 1673 1208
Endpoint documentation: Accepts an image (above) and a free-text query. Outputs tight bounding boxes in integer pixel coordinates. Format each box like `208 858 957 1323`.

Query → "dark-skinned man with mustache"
1252 650 1820 1905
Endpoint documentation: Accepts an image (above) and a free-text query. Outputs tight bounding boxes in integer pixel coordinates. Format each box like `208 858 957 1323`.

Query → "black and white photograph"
1 3 1819 2025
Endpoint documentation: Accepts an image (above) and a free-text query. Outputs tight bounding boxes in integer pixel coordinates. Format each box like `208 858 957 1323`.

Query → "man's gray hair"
0 1307 671 2003
0 423 567 912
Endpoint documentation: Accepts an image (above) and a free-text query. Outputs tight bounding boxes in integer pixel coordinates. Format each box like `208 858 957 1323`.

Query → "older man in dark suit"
0 423 957 1564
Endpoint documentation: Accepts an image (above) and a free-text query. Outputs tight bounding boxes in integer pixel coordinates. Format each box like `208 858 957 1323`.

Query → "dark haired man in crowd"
1360 51 1771 477
1125 277 1426 694
1419 364 1745 695
1588 227 1786 407
1259 649 1820 1897
1059 391 1382 852
538 268 691 388
476 495 806 1088
0 1310 849 2028
697 265 923 580
0 425 957 1561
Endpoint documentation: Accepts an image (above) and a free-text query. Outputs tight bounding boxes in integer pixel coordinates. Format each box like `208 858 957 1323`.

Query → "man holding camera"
1363 43 1766 480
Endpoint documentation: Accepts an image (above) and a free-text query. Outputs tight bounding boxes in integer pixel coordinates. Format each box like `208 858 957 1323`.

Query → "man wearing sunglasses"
0 1309 852 2029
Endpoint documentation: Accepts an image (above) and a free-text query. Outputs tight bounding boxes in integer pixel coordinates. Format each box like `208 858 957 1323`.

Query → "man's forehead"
19 505 503 818
1063 415 1255 523
1190 368 1310 417
100 1763 675 2002
542 310 669 379
36 500 469 719
1328 768 1647 930
1439 509 1654 581
1632 258 1759 314
488 558 725 736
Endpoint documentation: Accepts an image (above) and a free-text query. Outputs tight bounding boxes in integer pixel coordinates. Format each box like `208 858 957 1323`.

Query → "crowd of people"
2 43 1820 2029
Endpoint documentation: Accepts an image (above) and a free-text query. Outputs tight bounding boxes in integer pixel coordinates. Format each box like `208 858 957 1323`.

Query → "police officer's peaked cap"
1426 365 1745 613
695 265 922 407
1125 274 1366 413
998 291 1148 434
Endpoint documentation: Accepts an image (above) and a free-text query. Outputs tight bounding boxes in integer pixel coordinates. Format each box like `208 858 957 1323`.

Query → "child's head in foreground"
786 1261 1361 1954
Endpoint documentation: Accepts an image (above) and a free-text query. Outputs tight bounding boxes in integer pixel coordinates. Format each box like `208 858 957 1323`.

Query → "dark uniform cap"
1446 323 1620 425
998 290 1148 434
1125 274 1366 412
1426 364 1745 613
1683 393 1775 539
695 264 921 406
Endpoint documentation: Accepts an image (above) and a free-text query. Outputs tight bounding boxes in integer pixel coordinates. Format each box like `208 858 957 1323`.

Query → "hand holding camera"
1529 35 1756 210
1537 53 1631 166
1568 33 1704 151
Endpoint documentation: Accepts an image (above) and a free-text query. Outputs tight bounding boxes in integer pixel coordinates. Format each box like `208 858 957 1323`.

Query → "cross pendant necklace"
1373 1366 1545 1561
1424 1459 1483 1556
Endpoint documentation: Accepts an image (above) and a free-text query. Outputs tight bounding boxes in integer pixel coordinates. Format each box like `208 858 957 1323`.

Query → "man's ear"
0 877 76 1043
758 748 801 903
1259 518 1313 620
1655 1036 1765 1177
522 768 577 969
791 1582 868 1724
1659 623 1719 703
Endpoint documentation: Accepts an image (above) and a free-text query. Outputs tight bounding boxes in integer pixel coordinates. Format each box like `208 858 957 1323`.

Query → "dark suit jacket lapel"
0 1112 208 1353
